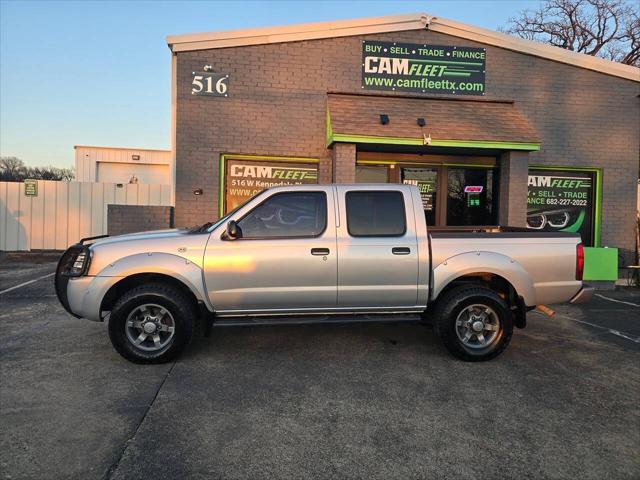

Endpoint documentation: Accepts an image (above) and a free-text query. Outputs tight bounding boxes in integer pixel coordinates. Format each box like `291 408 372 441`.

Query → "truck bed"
429 228 581 306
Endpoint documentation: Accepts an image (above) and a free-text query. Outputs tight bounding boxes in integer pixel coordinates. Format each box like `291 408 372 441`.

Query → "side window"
346 191 406 237
238 192 327 238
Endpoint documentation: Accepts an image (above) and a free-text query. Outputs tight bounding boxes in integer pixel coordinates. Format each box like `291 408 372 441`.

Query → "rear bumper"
570 284 594 304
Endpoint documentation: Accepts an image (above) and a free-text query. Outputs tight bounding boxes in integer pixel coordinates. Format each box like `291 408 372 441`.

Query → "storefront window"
527 168 597 246
446 167 497 226
356 165 388 183
401 168 438 226
223 156 319 214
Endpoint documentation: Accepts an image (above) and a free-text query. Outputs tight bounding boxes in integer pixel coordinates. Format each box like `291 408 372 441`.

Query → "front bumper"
570 284 594 304
55 246 120 322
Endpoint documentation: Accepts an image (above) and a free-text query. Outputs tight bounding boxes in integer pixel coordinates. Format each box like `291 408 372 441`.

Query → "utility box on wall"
583 247 618 281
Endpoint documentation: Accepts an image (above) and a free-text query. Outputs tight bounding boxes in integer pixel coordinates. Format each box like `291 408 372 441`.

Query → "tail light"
576 243 584 281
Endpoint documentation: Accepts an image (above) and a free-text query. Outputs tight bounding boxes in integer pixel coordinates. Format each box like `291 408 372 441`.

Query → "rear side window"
238 192 327 238
346 191 406 237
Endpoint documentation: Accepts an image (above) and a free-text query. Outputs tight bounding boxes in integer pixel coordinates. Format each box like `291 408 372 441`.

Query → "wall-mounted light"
131 154 140 161
417 118 426 127
380 114 389 125
203 65 213 72
193 188 203 196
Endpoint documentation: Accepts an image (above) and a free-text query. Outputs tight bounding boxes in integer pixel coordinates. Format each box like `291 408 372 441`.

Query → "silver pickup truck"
55 184 593 364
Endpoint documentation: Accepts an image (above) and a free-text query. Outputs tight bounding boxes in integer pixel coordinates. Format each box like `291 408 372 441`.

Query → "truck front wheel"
433 285 513 361
108 283 196 364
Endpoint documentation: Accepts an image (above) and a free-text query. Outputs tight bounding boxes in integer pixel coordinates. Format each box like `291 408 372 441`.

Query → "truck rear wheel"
433 285 513 361
108 283 196 364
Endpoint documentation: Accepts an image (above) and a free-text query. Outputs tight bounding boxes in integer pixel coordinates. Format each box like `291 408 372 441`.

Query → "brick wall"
107 205 174 236
498 151 529 227
333 143 356 183
174 28 639 259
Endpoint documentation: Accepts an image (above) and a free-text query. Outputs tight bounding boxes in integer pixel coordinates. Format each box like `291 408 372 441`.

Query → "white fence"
0 180 172 251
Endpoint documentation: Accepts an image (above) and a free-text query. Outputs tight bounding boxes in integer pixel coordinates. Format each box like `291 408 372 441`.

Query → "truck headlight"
61 247 91 277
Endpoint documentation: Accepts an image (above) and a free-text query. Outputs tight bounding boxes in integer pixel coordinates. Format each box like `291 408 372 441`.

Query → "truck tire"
433 284 513 362
108 283 196 364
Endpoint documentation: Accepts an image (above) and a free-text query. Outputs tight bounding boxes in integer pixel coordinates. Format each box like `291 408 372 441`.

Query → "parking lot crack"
103 361 176 480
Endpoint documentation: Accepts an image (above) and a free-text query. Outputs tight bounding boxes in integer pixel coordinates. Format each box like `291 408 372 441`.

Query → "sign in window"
224 158 318 214
401 168 438 226
527 169 596 246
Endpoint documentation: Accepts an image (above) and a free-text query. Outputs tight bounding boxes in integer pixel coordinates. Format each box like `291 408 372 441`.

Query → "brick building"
166 14 639 262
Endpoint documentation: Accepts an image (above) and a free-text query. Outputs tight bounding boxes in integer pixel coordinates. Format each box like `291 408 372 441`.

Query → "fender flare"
96 252 213 311
431 251 536 306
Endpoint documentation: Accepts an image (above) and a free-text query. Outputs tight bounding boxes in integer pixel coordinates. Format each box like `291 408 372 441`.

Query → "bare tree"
504 0 640 66
0 156 74 182
0 157 26 181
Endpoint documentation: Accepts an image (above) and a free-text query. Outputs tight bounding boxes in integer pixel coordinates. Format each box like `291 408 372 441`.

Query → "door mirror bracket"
226 220 241 240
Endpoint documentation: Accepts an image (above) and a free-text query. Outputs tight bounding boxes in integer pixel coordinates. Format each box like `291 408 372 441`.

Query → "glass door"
401 168 438 226
446 167 498 226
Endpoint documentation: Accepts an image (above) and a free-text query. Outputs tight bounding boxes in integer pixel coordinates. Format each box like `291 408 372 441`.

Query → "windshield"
189 193 264 234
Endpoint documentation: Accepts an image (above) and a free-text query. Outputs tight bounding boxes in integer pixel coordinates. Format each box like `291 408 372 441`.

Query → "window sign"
362 41 486 95
401 168 438 226
527 169 596 246
467 193 481 207
225 158 318 214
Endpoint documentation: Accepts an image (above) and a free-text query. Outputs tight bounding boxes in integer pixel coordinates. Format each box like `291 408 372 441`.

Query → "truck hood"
89 229 188 247
86 228 211 274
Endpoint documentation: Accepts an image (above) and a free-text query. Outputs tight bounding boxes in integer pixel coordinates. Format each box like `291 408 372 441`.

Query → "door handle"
392 247 411 255
311 248 330 256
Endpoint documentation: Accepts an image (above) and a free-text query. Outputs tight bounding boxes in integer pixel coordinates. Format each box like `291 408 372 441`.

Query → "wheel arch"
431 251 536 306
100 272 205 314
95 252 213 315
430 251 535 329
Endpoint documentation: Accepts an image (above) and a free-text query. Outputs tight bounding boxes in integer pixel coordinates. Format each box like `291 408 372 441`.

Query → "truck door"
336 186 419 308
204 187 337 313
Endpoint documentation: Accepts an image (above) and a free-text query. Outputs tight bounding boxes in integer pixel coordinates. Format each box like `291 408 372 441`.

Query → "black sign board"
527 169 595 246
362 41 486 95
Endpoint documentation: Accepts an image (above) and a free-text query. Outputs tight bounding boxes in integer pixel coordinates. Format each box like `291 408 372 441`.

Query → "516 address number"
191 72 229 97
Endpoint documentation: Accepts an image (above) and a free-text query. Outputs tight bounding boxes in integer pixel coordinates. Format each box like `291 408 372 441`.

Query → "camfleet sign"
361 41 486 95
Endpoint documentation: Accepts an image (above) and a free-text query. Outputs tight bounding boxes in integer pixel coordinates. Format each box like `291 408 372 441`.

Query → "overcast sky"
0 0 540 168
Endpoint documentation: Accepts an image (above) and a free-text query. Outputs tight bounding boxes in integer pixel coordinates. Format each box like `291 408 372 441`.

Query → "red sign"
464 186 483 193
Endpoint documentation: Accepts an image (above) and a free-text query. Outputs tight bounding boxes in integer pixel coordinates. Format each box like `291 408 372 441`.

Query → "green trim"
583 247 618 281
218 155 225 218
218 153 320 217
356 159 495 169
529 165 602 247
326 107 333 148
332 134 423 146
328 133 540 151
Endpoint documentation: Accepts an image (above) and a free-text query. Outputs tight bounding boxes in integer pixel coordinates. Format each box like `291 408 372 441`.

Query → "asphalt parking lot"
1 254 639 480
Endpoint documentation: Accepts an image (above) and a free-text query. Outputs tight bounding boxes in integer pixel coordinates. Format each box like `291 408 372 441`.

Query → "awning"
326 93 540 151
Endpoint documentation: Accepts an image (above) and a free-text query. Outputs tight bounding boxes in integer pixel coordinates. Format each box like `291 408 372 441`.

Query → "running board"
213 313 422 328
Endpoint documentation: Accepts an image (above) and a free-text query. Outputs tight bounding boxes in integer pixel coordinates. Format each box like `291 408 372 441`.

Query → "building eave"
166 12 639 82
73 145 171 153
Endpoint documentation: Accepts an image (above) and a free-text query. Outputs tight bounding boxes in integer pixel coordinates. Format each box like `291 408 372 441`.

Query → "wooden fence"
0 180 172 251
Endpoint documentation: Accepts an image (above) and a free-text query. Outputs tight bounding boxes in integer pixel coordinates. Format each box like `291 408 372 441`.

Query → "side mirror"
226 220 241 240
